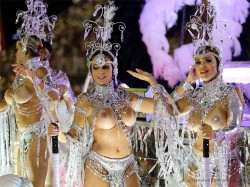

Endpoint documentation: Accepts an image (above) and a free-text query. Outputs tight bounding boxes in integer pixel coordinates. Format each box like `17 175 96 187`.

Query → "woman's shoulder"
228 85 245 106
224 84 242 96
76 93 91 105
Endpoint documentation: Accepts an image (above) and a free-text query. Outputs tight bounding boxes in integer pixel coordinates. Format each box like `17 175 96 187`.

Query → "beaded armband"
63 89 71 98
71 123 83 135
170 90 182 102
150 84 162 94
134 96 143 112
170 80 193 102
180 80 194 91
75 106 87 116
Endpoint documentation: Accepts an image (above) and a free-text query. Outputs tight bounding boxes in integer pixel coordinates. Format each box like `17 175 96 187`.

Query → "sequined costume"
185 75 243 184
150 74 248 187
0 105 15 175
65 82 139 187
40 60 75 132
0 57 55 177
18 120 46 177
85 151 139 186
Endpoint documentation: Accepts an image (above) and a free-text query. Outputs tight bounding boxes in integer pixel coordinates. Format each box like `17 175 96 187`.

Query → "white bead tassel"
203 157 211 187
52 153 60 187
0 106 12 175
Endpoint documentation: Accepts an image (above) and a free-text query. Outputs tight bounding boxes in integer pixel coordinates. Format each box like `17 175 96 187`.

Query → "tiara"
16 0 57 52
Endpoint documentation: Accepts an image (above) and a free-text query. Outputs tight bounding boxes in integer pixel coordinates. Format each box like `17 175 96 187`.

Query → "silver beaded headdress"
186 1 229 72
15 0 57 53
83 3 126 84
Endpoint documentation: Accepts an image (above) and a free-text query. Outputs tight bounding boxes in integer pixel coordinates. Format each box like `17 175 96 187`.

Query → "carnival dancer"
0 0 59 186
48 4 159 187
40 39 75 187
128 1 246 187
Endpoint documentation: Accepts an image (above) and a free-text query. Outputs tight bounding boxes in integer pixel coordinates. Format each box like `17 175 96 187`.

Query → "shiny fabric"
18 120 45 177
85 150 139 187
0 174 33 187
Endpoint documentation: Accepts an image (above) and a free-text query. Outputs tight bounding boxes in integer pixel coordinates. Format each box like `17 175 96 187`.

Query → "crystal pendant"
97 54 105 66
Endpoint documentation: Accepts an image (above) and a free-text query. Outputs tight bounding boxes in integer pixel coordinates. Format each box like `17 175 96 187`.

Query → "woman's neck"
203 73 225 92
94 81 114 94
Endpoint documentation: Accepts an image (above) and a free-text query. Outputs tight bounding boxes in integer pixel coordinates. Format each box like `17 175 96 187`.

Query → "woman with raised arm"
128 44 245 187
0 1 59 186
0 35 59 187
48 4 158 186
49 49 157 187
128 0 247 185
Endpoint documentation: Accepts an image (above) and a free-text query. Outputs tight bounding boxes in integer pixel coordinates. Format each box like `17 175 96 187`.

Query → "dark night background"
0 0 250 92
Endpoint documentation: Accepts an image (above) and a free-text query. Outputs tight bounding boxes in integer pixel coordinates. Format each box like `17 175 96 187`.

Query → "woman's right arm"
49 94 88 143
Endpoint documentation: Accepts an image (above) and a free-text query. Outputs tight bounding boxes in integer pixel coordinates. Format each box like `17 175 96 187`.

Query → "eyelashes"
195 59 213 65
205 59 212 63
195 61 201 65
103 65 111 69
93 65 111 70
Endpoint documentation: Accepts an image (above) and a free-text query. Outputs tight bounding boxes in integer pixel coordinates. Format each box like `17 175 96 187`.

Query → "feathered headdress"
83 3 126 84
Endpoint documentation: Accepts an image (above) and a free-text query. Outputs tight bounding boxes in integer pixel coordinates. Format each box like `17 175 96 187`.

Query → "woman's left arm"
130 92 155 114
235 87 245 109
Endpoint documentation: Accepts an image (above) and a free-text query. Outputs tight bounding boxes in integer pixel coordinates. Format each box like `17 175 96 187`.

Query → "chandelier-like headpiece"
16 0 57 53
186 1 229 72
83 3 126 84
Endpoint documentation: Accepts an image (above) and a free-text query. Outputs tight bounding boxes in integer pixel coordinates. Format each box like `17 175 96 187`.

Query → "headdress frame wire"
83 3 126 85
15 0 57 53
186 1 230 73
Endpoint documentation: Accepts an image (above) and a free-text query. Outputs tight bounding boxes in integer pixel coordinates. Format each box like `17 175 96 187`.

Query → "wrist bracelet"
170 90 182 102
150 84 162 95
180 80 193 91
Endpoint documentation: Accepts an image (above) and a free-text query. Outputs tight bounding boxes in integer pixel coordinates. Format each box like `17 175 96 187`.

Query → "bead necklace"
188 74 229 118
85 81 131 152
14 101 42 116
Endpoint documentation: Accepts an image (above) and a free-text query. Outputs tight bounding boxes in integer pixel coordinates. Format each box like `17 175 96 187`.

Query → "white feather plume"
139 0 249 87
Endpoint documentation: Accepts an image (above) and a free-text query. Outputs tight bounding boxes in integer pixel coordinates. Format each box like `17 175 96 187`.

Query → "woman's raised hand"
12 64 35 80
127 68 157 86
186 65 199 84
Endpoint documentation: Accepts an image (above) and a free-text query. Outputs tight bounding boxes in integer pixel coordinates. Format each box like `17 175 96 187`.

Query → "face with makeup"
90 54 113 85
193 47 220 83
